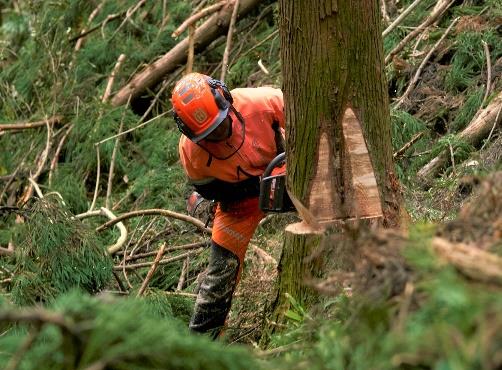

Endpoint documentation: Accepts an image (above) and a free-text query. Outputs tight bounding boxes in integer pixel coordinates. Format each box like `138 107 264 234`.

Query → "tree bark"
269 0 403 333
111 0 263 106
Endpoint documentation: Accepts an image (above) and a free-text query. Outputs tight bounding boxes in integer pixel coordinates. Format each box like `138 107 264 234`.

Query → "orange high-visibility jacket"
179 87 285 187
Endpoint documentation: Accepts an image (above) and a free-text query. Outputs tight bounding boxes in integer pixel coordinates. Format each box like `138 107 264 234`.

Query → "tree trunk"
269 0 403 332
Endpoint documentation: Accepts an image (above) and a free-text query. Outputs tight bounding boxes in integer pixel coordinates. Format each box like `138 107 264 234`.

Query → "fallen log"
0 116 63 131
417 91 502 181
432 237 502 285
111 0 263 107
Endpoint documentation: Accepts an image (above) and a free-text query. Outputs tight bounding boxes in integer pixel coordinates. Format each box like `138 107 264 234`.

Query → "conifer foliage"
10 198 113 305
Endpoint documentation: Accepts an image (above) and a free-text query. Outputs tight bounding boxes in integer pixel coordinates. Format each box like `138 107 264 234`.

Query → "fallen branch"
432 237 502 285
481 40 492 108
393 131 425 159
394 17 458 109
171 0 226 38
417 91 502 181
96 208 211 234
74 208 128 255
220 0 240 82
0 115 62 131
186 25 195 73
176 256 189 291
385 0 454 65
137 242 166 296
74 3 104 52
123 241 209 262
111 0 262 106
382 0 426 38
102 54 127 103
114 248 204 271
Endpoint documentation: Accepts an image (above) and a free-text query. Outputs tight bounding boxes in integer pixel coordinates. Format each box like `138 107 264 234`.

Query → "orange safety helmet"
171 73 233 143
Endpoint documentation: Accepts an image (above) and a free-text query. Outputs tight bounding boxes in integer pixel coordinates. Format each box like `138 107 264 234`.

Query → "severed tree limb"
382 0 426 38
111 0 262 107
418 91 502 181
102 54 127 103
432 237 502 285
176 256 189 291
171 0 226 38
74 3 104 52
137 242 166 296
220 0 240 82
0 115 62 132
393 131 424 159
186 25 195 74
394 17 458 109
385 0 454 65
96 208 211 234
481 40 492 108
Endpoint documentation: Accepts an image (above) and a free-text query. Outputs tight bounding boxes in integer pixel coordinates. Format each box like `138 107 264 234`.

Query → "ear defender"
174 112 195 139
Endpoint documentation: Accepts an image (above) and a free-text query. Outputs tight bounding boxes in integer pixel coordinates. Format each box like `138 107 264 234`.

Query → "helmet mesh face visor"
197 112 245 160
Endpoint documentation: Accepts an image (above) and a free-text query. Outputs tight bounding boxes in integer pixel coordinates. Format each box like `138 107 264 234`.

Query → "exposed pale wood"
111 0 262 106
307 107 382 225
432 237 502 285
341 108 383 219
101 207 128 255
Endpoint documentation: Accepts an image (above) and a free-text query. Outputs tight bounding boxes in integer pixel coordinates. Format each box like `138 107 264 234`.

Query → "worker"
171 72 285 338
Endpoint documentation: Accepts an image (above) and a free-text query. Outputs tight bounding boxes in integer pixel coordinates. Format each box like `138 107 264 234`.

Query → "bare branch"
481 40 492 108
102 54 127 103
394 17 458 109
385 0 454 65
114 248 204 271
96 208 211 234
382 0 426 38
0 115 62 131
137 242 167 296
220 0 240 82
171 1 227 38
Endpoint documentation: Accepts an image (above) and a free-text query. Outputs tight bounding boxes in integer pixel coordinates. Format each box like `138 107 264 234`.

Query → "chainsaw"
258 152 295 212
187 153 295 220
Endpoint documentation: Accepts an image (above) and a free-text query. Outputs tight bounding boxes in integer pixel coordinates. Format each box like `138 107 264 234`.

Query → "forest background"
0 0 501 369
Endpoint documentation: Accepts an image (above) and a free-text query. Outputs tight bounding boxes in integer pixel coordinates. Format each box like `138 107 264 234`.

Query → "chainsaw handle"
262 152 286 179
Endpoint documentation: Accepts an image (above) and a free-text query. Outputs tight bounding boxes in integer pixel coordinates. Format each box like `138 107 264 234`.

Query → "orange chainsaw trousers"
211 197 264 269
